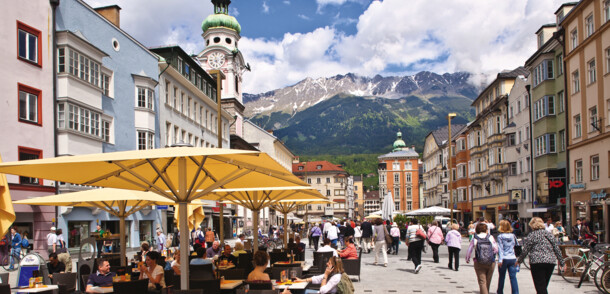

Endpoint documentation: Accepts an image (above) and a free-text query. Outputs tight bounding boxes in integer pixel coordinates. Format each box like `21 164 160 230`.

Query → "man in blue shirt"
206 241 221 258
86 259 115 293
9 227 21 270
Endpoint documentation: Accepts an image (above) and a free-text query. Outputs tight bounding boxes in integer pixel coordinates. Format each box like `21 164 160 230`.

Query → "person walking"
466 223 498 294
517 217 565 294
47 226 57 256
354 223 362 250
310 223 322 251
427 221 443 263
406 218 425 273
468 221 475 241
360 219 373 253
9 227 22 270
205 228 215 248
372 218 388 267
496 220 519 294
156 230 166 252
390 223 400 255
571 218 589 245
445 223 462 271
327 222 339 248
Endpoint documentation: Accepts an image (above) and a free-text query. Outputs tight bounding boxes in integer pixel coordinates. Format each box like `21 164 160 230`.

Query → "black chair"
164 270 175 290
271 266 302 280
51 272 77 294
113 278 149 294
272 263 301 267
189 264 215 280
172 290 203 294
312 252 333 274
189 279 220 294
236 253 253 268
269 252 288 265
236 290 276 294
243 281 273 290
0 273 8 285
342 248 362 281
0 284 10 294
80 274 90 292
218 268 245 280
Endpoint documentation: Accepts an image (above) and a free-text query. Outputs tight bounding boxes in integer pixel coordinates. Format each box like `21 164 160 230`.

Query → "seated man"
206 241 222 258
338 237 358 259
57 252 72 272
47 253 65 279
190 247 215 268
317 238 338 257
232 242 247 257
86 259 115 293
218 244 237 264
295 236 306 260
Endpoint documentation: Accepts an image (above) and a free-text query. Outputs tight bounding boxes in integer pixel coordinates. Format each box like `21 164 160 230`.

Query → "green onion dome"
202 13 241 35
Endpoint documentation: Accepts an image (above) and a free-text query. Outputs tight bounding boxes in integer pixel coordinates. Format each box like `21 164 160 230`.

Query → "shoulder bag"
416 226 427 240
513 234 522 257
383 226 393 244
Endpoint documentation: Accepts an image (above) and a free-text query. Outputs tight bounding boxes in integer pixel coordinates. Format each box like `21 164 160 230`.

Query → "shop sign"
511 189 522 201
480 205 487 210
591 190 607 200
569 183 586 190
156 205 168 210
557 198 566 205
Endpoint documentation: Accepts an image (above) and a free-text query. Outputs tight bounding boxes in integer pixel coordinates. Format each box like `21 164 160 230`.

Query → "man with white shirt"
323 221 332 240
47 227 57 256
326 222 339 248
545 218 555 232
316 238 338 257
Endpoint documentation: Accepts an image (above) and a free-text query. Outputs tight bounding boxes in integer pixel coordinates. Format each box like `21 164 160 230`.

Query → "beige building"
562 0 610 242
468 67 528 223
353 175 364 220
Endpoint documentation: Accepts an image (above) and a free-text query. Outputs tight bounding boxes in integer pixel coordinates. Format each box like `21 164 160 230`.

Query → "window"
316 178 321 184
534 134 556 157
507 133 516 146
102 120 111 143
17 21 41 65
407 201 412 211
570 28 578 51
394 173 399 183
532 60 554 87
62 103 101 137
606 0 610 22
62 47 102 88
533 96 555 121
307 178 311 184
187 97 192 118
509 162 517 175
392 162 400 170
591 155 600 180
588 59 597 84
586 14 594 37
58 48 65 72
497 147 503 163
572 70 580 93
395 202 400 211
537 32 544 48
326 190 331 196
18 147 42 185
556 54 563 76
575 114 582 138
558 91 564 113
559 130 565 152
180 93 185 113
137 130 154 150
136 87 154 110
18 84 41 125
607 48 610 74
590 106 598 131
406 187 412 198
102 74 110 96
405 172 412 183
575 159 583 183
326 177 330 183
394 187 400 198
164 81 170 104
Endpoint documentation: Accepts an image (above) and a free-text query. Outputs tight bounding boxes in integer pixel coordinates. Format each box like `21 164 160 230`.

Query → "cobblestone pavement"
336 238 602 294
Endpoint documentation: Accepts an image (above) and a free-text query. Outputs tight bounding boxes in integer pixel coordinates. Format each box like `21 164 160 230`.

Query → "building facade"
363 191 380 217
0 0 56 254
353 175 364 220
451 126 473 224
293 161 350 220
562 0 610 242
55 0 163 250
378 132 421 212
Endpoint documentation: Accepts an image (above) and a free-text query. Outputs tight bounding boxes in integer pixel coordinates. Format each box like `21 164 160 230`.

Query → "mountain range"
243 72 480 155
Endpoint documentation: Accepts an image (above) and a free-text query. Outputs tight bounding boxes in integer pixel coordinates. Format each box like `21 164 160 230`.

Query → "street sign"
156 205 168 210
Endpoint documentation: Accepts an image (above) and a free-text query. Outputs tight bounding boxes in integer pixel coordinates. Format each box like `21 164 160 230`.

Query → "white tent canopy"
404 206 460 216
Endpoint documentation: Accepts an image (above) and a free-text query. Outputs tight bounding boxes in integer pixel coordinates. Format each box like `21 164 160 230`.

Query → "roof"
292 161 347 173
497 67 529 79
535 24 557 35
364 191 380 200
429 124 467 146
378 149 419 159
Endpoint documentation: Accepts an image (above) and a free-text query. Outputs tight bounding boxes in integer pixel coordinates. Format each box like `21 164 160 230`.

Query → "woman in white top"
354 223 362 250
406 218 425 273
295 257 344 294
371 218 388 267
139 251 166 290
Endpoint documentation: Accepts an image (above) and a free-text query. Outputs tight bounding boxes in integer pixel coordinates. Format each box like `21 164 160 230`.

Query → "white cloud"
230 7 239 17
298 14 311 20
262 1 270 13
283 0 291 4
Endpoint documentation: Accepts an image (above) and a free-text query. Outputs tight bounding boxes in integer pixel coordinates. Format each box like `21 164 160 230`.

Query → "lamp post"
209 69 226 244
447 113 457 224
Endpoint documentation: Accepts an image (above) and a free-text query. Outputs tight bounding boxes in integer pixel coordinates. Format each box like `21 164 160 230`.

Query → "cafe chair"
269 252 288 265
0 284 10 294
0 273 8 285
164 270 176 290
236 253 253 269
51 272 78 294
271 266 302 280
113 278 149 294
218 268 245 280
189 279 220 294
342 248 363 282
236 290 276 294
243 281 273 290
311 252 333 275
189 264 215 280
80 274 90 292
172 290 203 294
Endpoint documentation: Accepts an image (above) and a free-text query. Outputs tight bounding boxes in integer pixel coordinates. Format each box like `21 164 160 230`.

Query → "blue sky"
84 0 567 94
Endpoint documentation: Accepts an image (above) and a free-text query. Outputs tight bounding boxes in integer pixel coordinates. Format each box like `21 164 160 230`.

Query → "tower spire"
211 0 231 14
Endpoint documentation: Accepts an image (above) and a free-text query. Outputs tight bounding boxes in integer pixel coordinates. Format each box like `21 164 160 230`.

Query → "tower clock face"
208 52 225 69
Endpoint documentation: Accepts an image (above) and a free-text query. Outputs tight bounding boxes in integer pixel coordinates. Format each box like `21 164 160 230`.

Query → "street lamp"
447 113 457 225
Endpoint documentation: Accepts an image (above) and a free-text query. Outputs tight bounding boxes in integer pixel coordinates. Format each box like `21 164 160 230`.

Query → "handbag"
383 226 393 244
513 235 522 257
416 226 427 240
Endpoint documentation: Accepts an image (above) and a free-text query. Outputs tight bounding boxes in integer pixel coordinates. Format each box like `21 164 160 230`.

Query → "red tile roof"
292 161 346 173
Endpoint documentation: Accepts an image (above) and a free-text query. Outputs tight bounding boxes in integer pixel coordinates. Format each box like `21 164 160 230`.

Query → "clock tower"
198 0 249 137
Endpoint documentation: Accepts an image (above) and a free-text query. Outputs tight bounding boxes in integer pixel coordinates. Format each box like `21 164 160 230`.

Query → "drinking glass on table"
244 284 249 293
290 269 297 281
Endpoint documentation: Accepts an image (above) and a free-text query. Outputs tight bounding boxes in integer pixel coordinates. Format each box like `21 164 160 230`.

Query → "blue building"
55 0 164 250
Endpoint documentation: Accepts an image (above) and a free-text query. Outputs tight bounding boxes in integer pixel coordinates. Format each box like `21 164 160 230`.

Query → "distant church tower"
198 0 249 137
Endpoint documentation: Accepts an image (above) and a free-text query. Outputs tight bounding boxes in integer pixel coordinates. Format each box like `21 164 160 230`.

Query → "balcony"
489 163 508 178
488 133 504 147
470 145 484 156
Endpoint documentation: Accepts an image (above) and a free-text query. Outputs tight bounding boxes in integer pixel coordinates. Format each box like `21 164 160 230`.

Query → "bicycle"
1 248 27 271
599 266 610 294
561 244 610 288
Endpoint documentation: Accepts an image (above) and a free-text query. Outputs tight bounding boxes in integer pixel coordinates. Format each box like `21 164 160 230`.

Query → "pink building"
0 0 56 255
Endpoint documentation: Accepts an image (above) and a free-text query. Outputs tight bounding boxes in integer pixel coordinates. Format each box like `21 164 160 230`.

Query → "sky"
83 0 568 94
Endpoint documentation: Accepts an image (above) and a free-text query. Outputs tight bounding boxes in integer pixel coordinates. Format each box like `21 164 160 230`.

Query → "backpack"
474 234 495 265
336 273 354 294
197 231 205 244
21 238 29 248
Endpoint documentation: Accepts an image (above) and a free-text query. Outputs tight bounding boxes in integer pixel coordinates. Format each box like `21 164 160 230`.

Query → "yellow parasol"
174 203 205 231
0 155 15 236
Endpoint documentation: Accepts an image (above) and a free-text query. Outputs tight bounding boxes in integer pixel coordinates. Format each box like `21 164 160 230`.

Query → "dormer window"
537 32 544 48
316 165 322 170
298 166 303 170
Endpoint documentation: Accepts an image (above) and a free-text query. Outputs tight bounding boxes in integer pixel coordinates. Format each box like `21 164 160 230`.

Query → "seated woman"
232 242 247 257
338 237 358 259
247 250 290 294
137 241 150 261
139 251 166 290
171 249 181 276
295 257 344 294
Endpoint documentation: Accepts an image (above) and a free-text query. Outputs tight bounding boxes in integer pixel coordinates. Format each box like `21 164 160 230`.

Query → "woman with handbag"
55 229 68 254
406 218 426 273
496 220 519 294
371 218 388 267
426 221 443 263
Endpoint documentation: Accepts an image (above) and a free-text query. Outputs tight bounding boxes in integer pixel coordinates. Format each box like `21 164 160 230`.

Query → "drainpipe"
526 84 535 220
558 28 572 235
50 0 60 228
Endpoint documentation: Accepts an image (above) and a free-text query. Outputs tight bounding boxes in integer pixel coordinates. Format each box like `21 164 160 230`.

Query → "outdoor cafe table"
217 264 236 271
13 285 59 294
272 261 312 272
273 281 309 290
220 280 243 290
86 286 113 293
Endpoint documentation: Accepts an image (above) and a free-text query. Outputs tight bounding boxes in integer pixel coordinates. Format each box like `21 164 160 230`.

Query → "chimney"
94 5 121 28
